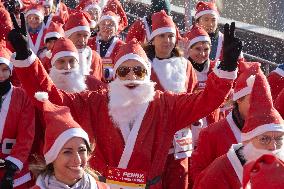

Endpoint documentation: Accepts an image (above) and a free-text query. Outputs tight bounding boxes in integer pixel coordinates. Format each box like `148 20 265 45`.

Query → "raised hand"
8 13 31 60
218 22 243 72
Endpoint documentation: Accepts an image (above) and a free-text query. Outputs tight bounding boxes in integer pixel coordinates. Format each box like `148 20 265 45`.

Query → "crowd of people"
0 0 283 188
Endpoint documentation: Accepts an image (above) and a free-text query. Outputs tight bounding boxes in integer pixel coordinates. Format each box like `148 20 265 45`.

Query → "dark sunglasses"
116 66 147 78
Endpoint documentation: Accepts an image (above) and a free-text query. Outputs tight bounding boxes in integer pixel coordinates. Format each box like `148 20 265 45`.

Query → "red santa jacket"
267 67 284 101
0 86 35 187
193 144 243 189
190 112 241 182
13 53 235 189
27 26 46 54
275 88 284 118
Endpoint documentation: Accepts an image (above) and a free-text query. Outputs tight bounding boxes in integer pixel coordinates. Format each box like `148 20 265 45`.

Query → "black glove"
218 22 243 72
3 0 20 14
8 13 32 60
0 160 19 189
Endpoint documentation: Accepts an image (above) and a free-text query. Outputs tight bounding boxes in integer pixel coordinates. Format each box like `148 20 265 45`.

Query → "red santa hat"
102 0 128 33
185 25 211 50
0 7 12 41
48 37 79 66
0 47 12 70
241 71 284 141
195 1 219 20
243 154 284 189
34 92 90 165
98 11 119 31
113 39 151 80
25 4 44 20
233 63 261 101
44 21 65 43
76 0 101 12
40 0 53 7
64 11 91 38
150 10 176 40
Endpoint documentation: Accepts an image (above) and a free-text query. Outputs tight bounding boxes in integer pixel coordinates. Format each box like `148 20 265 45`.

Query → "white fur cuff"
213 62 238 80
11 51 37 68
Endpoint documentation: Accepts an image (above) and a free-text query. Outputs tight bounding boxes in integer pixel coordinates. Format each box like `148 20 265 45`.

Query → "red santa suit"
193 144 243 189
12 39 236 188
267 66 284 101
190 112 241 181
275 88 284 118
0 86 35 188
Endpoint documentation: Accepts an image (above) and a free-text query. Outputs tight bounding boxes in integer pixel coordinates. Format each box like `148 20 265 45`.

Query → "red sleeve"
125 20 146 43
91 50 103 81
275 89 284 118
7 89 35 169
190 127 216 181
171 70 234 132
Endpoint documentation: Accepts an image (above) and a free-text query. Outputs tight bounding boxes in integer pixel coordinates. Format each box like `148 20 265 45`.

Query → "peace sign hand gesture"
218 22 243 72
8 13 31 60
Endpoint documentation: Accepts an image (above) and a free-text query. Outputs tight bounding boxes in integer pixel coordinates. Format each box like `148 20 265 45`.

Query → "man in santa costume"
64 11 103 80
243 154 284 189
193 70 284 189
0 46 35 189
88 10 125 82
25 4 46 54
9 19 240 188
267 63 284 101
195 1 243 62
190 62 260 182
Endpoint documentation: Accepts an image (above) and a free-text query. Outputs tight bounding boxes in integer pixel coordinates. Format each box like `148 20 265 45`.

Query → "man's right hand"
8 13 32 60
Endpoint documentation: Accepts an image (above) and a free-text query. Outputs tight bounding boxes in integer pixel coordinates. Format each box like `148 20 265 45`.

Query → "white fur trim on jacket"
233 75 255 101
213 61 238 80
44 128 90 164
11 51 37 68
65 26 90 38
5 156 23 170
195 10 219 20
150 27 176 40
13 172 31 187
34 92 49 102
241 123 284 142
51 51 79 65
226 143 243 183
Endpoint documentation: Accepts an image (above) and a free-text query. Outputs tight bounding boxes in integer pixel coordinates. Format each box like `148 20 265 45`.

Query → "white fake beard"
78 48 92 75
242 142 284 163
49 66 87 93
108 78 156 129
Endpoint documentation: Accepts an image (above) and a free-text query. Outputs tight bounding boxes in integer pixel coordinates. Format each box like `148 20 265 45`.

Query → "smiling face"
53 137 89 186
188 41 211 64
196 14 218 34
98 19 116 41
152 32 176 59
27 14 42 29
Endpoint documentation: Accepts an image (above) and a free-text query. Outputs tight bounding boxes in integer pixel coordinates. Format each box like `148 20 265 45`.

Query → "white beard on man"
78 47 93 75
49 64 87 93
108 78 156 141
242 142 284 163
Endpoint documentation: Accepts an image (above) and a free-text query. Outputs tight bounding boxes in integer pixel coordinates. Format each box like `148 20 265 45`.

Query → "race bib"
106 167 147 189
102 58 113 69
173 128 193 159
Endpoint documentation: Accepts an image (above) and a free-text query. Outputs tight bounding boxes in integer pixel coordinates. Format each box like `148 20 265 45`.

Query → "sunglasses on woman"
116 66 147 79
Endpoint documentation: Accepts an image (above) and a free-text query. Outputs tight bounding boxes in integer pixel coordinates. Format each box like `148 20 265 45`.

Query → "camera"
104 67 114 82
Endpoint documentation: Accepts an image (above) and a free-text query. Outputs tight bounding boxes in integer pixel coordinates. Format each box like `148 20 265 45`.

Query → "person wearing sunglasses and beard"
9 16 241 188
